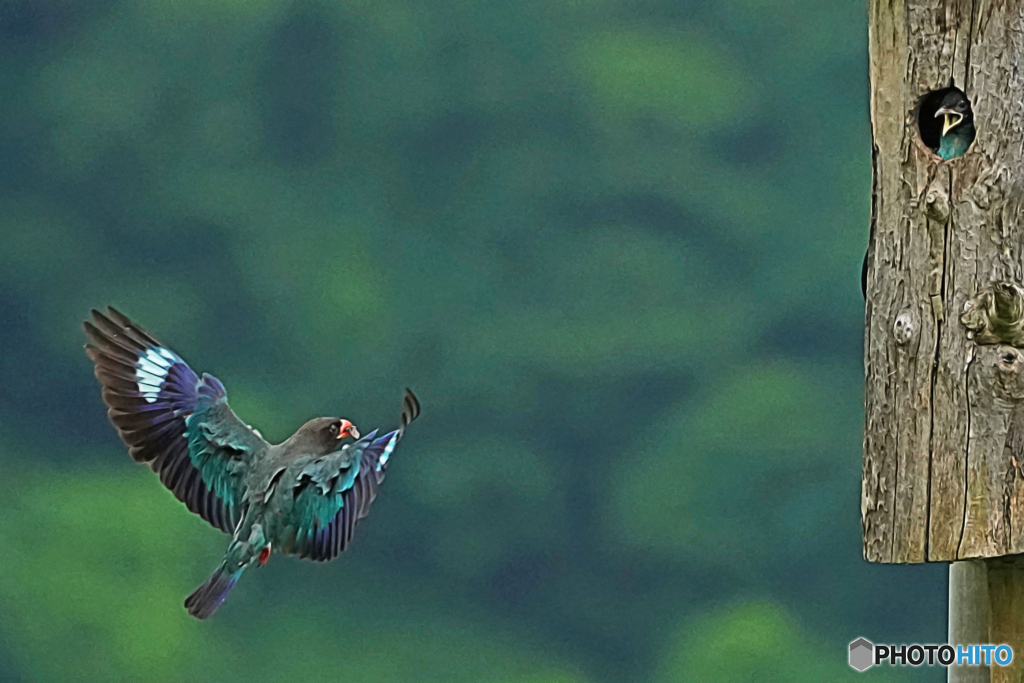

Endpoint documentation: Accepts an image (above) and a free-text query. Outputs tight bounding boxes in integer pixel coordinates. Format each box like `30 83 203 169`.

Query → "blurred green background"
0 0 946 681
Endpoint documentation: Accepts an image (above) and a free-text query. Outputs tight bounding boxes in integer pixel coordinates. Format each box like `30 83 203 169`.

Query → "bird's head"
935 91 972 138
292 417 360 455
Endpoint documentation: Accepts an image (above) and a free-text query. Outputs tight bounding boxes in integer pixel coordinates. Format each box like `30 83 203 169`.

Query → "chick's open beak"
936 108 963 137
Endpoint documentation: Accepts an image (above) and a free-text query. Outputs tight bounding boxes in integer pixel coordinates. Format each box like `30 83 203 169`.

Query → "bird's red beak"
338 420 359 440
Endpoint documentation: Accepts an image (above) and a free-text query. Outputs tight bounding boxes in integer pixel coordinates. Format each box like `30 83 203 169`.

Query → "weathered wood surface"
987 557 1024 682
949 560 989 683
949 557 1024 682
864 0 1024 563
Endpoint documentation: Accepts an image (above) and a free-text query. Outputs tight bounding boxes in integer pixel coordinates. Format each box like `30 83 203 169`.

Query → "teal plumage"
937 127 973 161
84 308 420 619
184 393 257 516
184 523 267 619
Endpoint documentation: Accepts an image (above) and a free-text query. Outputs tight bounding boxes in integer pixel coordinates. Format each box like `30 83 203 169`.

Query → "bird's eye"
328 422 339 434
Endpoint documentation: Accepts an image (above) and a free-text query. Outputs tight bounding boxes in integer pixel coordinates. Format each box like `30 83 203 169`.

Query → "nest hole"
916 85 976 160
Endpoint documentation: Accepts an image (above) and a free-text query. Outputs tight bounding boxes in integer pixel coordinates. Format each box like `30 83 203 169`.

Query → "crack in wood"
958 355 973 559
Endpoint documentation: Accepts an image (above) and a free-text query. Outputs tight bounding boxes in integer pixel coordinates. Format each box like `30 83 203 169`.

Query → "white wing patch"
135 347 176 404
377 434 398 472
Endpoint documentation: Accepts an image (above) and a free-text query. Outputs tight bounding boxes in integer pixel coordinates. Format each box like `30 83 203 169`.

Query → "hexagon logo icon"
849 638 874 672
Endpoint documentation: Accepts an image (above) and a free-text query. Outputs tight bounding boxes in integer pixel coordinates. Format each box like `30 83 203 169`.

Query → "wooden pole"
865 1 1024 679
949 561 989 683
864 0 1024 566
986 557 1024 683
948 558 1024 682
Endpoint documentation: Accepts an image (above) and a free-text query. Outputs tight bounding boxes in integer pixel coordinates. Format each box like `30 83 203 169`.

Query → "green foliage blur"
0 0 945 681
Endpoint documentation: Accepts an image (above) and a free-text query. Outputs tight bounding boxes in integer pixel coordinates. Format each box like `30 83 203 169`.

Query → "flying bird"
934 89 975 161
83 308 420 619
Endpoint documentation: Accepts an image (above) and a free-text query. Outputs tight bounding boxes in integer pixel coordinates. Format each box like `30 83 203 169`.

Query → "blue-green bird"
935 90 975 160
84 308 420 619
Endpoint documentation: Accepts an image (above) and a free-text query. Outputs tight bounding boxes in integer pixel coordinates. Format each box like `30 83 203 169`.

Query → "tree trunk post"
949 561 989 683
865 1 1024 679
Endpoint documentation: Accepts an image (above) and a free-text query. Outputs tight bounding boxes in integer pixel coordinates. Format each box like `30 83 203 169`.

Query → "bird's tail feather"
184 565 243 620
397 388 420 440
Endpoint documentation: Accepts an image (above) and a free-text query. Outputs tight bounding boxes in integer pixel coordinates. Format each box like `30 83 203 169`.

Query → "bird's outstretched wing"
84 307 269 533
292 389 420 561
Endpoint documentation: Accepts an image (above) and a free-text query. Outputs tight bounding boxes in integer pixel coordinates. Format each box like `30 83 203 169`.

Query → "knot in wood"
925 183 950 222
997 347 1024 376
962 282 1024 347
973 182 991 210
989 346 1024 402
893 310 917 345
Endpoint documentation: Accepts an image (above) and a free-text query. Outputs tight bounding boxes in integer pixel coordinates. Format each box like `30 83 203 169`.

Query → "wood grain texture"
949 558 1024 682
948 561 990 683
988 556 1024 682
865 0 1024 562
